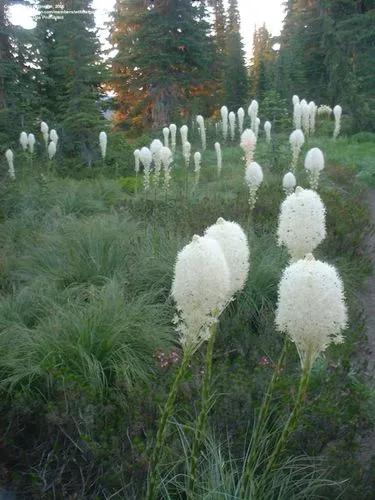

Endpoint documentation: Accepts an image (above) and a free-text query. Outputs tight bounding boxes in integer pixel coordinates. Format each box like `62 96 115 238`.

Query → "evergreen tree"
223 0 248 109
36 0 105 160
251 24 276 99
207 0 226 101
111 0 213 129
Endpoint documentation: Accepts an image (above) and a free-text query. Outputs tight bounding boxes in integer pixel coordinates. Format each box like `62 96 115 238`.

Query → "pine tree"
36 0 105 160
207 0 226 102
111 0 213 129
223 0 248 109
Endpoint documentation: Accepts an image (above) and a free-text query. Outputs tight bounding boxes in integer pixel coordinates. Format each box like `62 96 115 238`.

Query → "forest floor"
358 189 375 466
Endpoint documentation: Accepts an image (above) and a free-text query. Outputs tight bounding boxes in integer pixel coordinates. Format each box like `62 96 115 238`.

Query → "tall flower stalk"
169 123 177 152
196 115 206 151
333 105 342 139
214 142 222 177
289 129 305 173
237 107 245 134
245 161 263 210
229 111 236 141
220 106 228 141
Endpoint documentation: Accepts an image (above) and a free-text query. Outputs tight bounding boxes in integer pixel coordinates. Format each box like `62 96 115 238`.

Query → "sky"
9 0 285 59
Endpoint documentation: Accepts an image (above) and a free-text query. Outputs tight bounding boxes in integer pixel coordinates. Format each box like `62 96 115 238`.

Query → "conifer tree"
251 24 276 99
111 0 213 129
223 0 248 109
37 0 105 160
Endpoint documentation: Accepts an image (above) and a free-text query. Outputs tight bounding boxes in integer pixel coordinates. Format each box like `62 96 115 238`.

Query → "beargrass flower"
134 149 140 174
301 99 310 136
140 146 152 190
50 129 59 146
308 101 317 135
180 125 188 147
204 217 249 297
28 133 36 154
5 149 15 179
229 111 236 140
48 141 56 160
196 115 206 151
163 127 170 148
248 99 258 132
255 117 260 139
317 105 332 116
169 123 177 152
237 107 245 134
19 131 28 151
160 146 173 190
171 235 231 349
275 254 347 367
150 139 163 184
194 151 201 183
289 129 305 173
99 131 107 159
264 121 271 143
277 187 326 260
292 95 299 106
304 147 324 189
41 121 49 149
293 102 302 130
214 142 222 176
221 106 228 141
333 105 342 139
240 129 257 163
245 161 263 209
183 141 191 168
282 172 296 196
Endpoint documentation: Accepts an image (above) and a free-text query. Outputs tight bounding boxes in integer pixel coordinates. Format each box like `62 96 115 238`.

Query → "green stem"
146 348 192 500
264 355 312 476
187 326 217 499
240 341 287 497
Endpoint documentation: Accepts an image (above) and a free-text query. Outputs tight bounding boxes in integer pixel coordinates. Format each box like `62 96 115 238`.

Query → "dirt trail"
358 189 375 465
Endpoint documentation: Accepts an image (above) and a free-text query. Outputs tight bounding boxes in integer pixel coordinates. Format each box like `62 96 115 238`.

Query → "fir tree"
36 0 105 161
111 0 213 129
223 0 248 109
250 24 276 99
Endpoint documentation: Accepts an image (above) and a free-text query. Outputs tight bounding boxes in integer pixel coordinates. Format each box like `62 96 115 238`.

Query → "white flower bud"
19 131 28 151
292 95 300 106
196 115 206 150
140 147 152 190
308 101 317 135
183 141 191 168
99 131 107 159
50 129 59 146
289 129 305 173
205 217 250 297
248 99 258 132
171 235 231 348
40 121 49 134
275 254 347 366
277 187 326 260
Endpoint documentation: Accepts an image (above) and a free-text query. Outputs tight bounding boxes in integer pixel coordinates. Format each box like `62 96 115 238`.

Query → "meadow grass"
0 132 373 498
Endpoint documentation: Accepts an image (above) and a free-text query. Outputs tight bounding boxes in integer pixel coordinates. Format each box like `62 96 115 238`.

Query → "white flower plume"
140 146 152 190
289 129 305 173
162 127 170 148
248 100 259 132
221 106 228 141
196 114 206 151
245 161 263 209
5 149 15 179
19 131 28 151
134 149 140 173
240 129 257 163
277 187 326 260
282 172 296 195
50 129 59 146
171 235 231 348
169 123 177 151
28 133 36 154
205 217 250 297
48 141 56 160
160 146 173 191
183 141 191 168
99 131 107 159
214 142 222 176
333 105 342 139
229 111 236 140
41 121 49 149
237 107 245 134
264 121 271 143
304 147 325 190
180 125 188 147
275 254 347 367
293 102 302 130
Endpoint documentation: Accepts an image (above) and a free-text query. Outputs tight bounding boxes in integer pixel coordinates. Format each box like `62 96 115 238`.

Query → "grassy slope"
0 132 374 498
